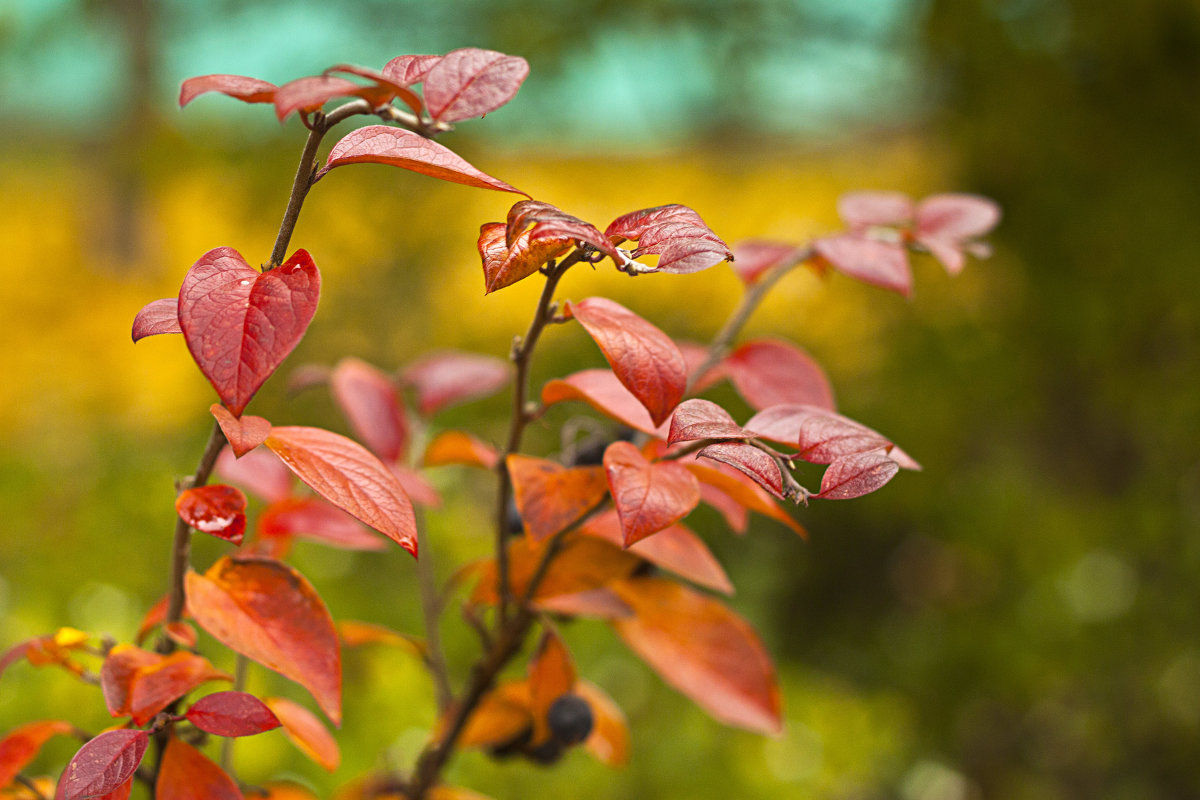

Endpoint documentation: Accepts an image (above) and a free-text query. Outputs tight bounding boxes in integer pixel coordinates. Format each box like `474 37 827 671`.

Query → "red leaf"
723 339 835 412
210 404 271 458
272 75 367 121
186 691 281 737
914 193 1001 276
215 446 292 503
813 234 912 296
322 64 423 114
265 697 340 771
838 191 914 230
257 497 387 551
382 54 441 86
470 534 639 607
744 403 898 464
185 556 342 725
178 247 320 416
56 777 131 800
0 720 73 788
422 430 498 470
505 200 623 262
401 351 510 416
686 462 806 538
265 426 417 556
423 47 529 123
581 510 732 595
817 450 900 500
60 730 148 800
603 441 700 546
541 369 669 438
175 484 247 545
100 645 231 725
507 455 609 543
131 298 181 341
389 463 442 508
696 442 786 501
667 398 749 444
330 357 408 462
179 74 276 108
564 298 687 427
611 577 782 735
318 125 526 195
477 221 573 294
155 737 242 800
729 240 802 285
604 205 731 274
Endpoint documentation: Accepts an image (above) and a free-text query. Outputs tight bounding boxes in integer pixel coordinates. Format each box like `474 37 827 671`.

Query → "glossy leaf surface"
423 47 529 122
186 556 342 724
604 441 700 546
265 697 340 771
175 484 247 545
331 357 408 462
581 510 732 594
0 720 73 788
179 74 276 107
265 426 417 556
60 730 148 800
319 125 525 195
401 351 510 416
210 404 271 458
541 369 668 438
178 247 320 416
817 450 901 500
723 339 835 412
507 455 609 543
156 737 242 800
612 577 782 735
130 298 181 341
185 691 281 737
565 298 686 427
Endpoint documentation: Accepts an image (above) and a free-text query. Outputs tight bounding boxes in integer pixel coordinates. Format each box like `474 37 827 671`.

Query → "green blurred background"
2 1 1199 798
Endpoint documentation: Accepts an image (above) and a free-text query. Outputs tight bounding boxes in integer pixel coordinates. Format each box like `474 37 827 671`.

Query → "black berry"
547 693 594 746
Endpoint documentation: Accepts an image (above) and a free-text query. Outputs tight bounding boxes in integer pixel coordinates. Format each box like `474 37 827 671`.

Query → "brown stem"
14 774 49 800
416 510 453 712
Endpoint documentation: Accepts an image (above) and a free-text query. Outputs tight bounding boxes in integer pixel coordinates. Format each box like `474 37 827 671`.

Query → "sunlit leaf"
581 510 732 594
423 48 529 123
401 351 510 416
209 404 271 458
722 339 835 412
156 737 242 800
185 691 281 737
331 357 408 462
507 455 609 543
265 697 340 772
0 720 73 789
179 247 320 416
130 298 181 342
179 74 277 108
175 484 247 545
817 449 901 500
186 556 342 724
257 497 387 552
477 221 572 294
603 441 700 546
541 369 668 438
564 298 686 427
60 730 148 800
422 430 499 470
813 234 912 296
612 577 782 735
265 426 417 556
319 126 526 195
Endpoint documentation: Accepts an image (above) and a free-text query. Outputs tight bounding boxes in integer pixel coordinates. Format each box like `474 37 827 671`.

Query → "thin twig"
14 774 49 800
416 510 452 712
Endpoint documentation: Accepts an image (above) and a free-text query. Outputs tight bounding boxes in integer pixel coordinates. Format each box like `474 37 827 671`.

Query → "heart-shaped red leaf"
265 697 340 772
179 74 277 108
155 737 242 800
838 191 914 230
0 720 73 788
257 497 387 552
478 221 573 294
186 556 342 724
696 442 786 501
179 247 320 416
319 125 526 195
541 369 668 438
667 399 750 444
581 510 732 595
507 455 609 543
564 298 687 428
423 47 529 123
330 357 408 462
401 351 510 416
817 450 901 500
131 298 181 341
265 426 417 556
723 339 836 412
60 730 149 800
813 233 912 296
186 691 281 737
729 240 803 285
210 404 271 458
603 441 700 546
175 484 247 545
611 577 782 735
382 54 441 86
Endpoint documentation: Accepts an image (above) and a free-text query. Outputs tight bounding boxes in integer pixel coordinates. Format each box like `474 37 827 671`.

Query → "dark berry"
524 737 564 765
488 725 532 760
504 495 524 536
547 693 594 746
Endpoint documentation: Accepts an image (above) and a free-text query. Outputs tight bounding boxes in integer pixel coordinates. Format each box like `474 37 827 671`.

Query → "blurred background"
2 1 1199 798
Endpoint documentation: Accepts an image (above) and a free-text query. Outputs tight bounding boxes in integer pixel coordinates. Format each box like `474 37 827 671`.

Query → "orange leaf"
456 681 533 749
155 737 242 800
686 462 806 538
422 430 498 470
186 556 342 725
478 221 572 294
100 645 231 725
612 577 782 735
528 630 576 745
575 681 629 767
0 720 73 788
470 534 639 607
580 510 732 595
507 455 609 543
564 298 686 427
337 620 425 658
541 369 668 438
603 442 700 546
265 697 340 772
265 426 417 556
209 404 271 458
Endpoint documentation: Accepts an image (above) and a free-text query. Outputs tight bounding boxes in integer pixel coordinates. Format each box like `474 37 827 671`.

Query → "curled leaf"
506 200 623 261
382 54 441 86
175 484 247 545
604 204 731 274
131 298 181 341
478 221 572 294
179 74 277 108
265 697 340 771
210 404 271 458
